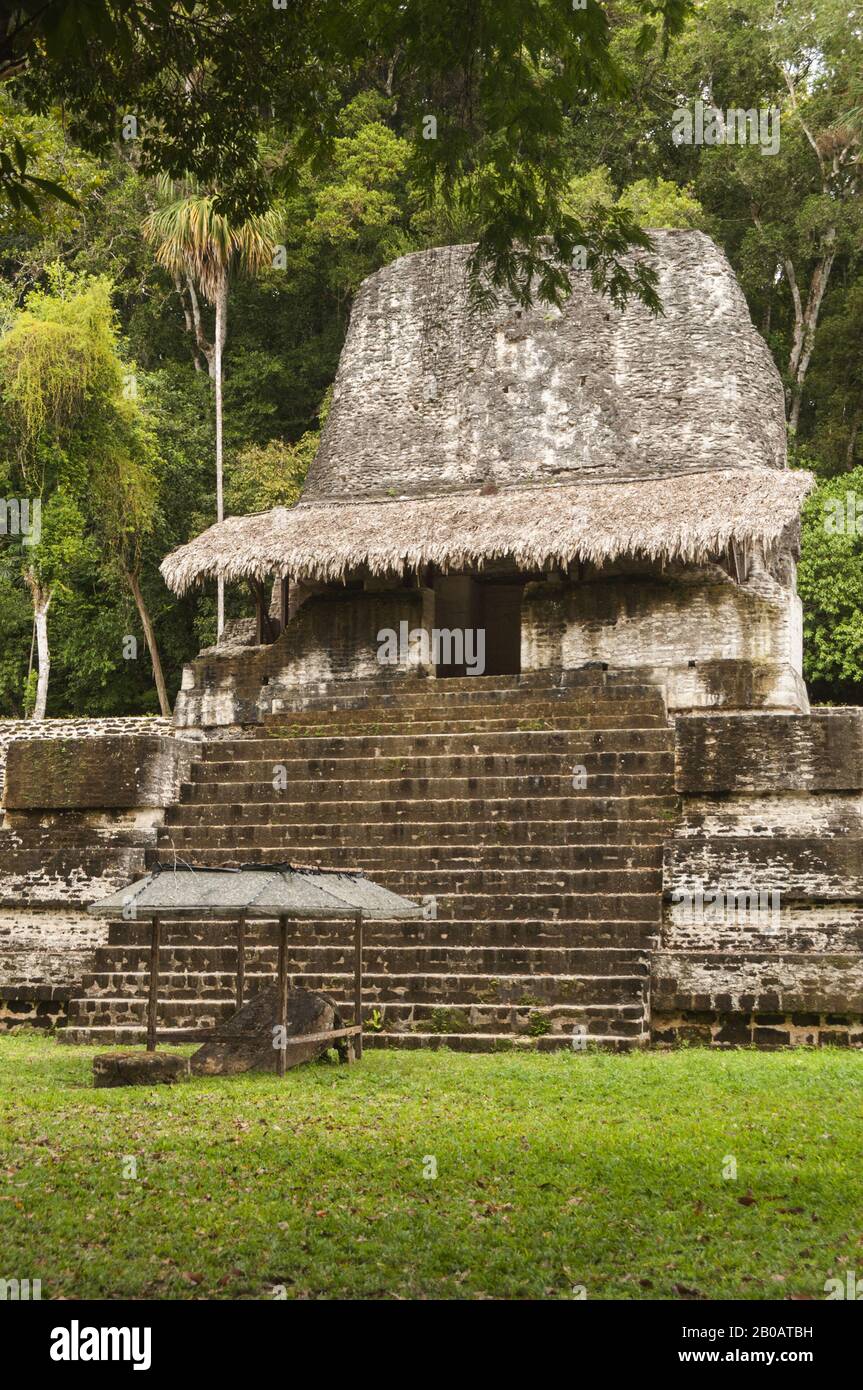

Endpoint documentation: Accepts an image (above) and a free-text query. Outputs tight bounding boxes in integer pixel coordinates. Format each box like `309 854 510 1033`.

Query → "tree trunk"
785 232 836 432
846 415 860 471
173 273 206 372
214 273 228 638
127 568 172 718
24 572 52 721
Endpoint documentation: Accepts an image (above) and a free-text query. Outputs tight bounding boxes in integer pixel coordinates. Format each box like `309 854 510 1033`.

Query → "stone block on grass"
93 1051 190 1088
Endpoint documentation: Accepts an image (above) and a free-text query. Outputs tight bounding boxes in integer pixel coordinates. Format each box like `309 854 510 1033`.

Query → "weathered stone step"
226 728 671 759
364 1031 644 1052
265 669 661 705
105 917 660 949
348 866 662 893
145 858 661 896
215 729 675 760
161 800 676 834
77 969 646 1006
59 1023 642 1052
59 1024 210 1045
159 812 669 846
151 839 661 870
182 774 672 804
270 680 664 704
67 993 647 1035
68 996 236 1029
262 697 667 729
159 811 667 845
195 749 674 780
89 942 650 974
266 713 667 737
157 831 671 864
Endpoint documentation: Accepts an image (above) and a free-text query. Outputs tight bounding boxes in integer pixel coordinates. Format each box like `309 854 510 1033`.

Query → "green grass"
1 1033 860 1300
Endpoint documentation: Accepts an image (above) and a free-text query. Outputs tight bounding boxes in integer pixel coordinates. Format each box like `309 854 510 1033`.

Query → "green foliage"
617 178 705 229
8 0 694 309
798 469 863 697
565 168 705 230
0 571 33 716
0 269 168 713
144 181 283 302
0 96 81 218
225 433 315 516
0 271 121 468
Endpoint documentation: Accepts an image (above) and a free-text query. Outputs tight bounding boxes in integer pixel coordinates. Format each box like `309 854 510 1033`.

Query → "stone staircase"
64 672 677 1050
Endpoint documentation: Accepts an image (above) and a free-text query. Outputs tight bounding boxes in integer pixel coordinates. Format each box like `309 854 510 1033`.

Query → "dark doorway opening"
433 574 523 677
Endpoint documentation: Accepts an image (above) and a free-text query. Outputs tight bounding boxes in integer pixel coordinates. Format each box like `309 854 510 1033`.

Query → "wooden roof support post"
277 916 289 1078
253 582 265 646
354 910 364 1060
146 915 161 1052
236 912 246 1013
249 577 277 645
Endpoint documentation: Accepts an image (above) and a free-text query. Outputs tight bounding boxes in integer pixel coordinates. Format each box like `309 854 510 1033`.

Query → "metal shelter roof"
89 862 423 921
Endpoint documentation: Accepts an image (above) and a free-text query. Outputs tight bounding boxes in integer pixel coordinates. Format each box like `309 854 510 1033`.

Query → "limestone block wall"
521 574 807 712
4 733 189 811
174 587 435 728
306 232 787 501
0 727 191 1029
266 588 435 709
653 710 863 1046
0 715 172 799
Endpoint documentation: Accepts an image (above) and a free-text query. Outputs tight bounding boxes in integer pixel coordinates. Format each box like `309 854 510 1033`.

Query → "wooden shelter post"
277 916 289 1078
236 912 246 1012
354 911 364 1060
146 916 161 1052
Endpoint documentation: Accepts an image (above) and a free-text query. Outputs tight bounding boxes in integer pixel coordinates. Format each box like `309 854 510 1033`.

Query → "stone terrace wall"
0 720 185 1029
174 589 435 728
522 572 807 713
0 717 172 799
653 710 863 1046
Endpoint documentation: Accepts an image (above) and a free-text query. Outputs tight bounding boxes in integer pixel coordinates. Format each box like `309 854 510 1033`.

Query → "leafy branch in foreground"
6 0 692 308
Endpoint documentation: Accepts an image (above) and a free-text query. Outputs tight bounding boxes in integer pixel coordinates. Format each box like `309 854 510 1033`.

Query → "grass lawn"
0 1032 860 1301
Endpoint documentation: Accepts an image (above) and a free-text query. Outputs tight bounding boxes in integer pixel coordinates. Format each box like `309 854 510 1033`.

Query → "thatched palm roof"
160 468 814 594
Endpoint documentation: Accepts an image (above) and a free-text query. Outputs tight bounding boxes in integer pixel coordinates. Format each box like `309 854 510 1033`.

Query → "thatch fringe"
160 468 814 595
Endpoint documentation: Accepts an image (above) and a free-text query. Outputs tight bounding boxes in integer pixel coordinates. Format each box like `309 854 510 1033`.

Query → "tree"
88 388 172 717
3 0 692 309
672 0 863 432
0 270 170 716
143 184 281 636
798 467 863 702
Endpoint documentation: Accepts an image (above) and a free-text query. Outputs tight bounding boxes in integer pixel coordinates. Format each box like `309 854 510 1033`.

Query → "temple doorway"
433 574 523 677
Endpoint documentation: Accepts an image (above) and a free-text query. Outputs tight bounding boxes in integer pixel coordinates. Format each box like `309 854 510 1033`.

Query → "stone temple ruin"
2 229 862 1050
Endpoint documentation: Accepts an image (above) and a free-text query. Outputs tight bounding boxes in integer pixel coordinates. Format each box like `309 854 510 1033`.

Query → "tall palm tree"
143 182 281 636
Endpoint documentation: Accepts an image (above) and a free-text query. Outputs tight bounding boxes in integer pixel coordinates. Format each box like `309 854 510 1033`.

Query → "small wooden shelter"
89 863 423 1074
